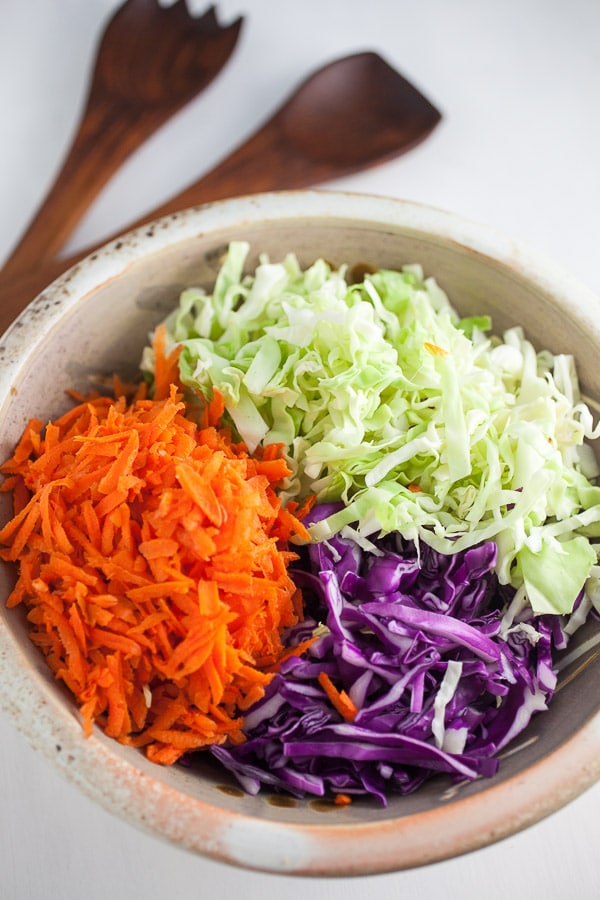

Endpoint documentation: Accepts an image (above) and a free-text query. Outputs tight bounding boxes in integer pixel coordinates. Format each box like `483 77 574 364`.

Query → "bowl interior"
1 194 600 875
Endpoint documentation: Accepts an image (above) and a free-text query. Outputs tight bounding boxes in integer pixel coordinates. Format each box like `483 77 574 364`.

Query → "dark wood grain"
1 0 242 276
146 52 442 212
0 52 441 337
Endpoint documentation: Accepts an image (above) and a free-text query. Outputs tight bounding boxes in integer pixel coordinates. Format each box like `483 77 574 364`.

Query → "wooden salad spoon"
0 51 441 335
1 0 243 276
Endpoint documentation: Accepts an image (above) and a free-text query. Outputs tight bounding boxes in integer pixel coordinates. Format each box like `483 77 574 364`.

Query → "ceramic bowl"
1 191 600 876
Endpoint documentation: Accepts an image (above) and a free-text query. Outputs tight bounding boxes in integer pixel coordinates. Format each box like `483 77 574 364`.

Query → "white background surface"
1 0 600 897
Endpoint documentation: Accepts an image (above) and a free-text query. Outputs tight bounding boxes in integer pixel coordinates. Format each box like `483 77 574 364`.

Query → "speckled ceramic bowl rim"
1 190 600 876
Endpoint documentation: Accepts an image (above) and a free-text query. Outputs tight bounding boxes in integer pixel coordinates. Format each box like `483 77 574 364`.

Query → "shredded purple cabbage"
211 504 567 805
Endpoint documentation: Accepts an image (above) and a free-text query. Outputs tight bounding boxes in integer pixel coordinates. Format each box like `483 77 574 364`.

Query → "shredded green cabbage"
141 241 600 615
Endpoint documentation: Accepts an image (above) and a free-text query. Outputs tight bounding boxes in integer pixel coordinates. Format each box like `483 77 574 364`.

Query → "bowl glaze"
1 191 600 876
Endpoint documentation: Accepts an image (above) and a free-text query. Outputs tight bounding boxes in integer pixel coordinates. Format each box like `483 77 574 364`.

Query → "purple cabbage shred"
210 504 566 805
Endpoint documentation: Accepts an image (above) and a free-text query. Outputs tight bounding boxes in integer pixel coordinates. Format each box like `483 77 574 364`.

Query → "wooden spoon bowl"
278 51 441 166
144 51 442 214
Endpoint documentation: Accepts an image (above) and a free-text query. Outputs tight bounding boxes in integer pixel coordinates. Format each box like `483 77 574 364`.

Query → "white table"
1 1 599 897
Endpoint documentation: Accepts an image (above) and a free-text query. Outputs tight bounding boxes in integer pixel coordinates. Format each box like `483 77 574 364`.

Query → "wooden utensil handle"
0 123 303 325
2 101 173 277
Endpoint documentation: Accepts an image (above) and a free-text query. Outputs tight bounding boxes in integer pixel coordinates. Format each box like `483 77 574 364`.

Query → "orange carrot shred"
294 494 317 520
266 635 319 672
0 375 309 765
152 323 183 400
424 341 448 358
318 670 358 722
207 389 225 426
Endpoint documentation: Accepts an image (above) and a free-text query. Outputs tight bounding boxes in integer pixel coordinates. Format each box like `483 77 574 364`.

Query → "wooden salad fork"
2 0 243 276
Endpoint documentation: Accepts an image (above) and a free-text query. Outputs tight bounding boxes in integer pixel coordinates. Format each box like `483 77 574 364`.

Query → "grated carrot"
317 670 358 722
0 372 308 764
423 341 448 358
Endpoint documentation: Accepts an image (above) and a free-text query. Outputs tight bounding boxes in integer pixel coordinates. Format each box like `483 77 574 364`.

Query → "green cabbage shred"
141 241 600 616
